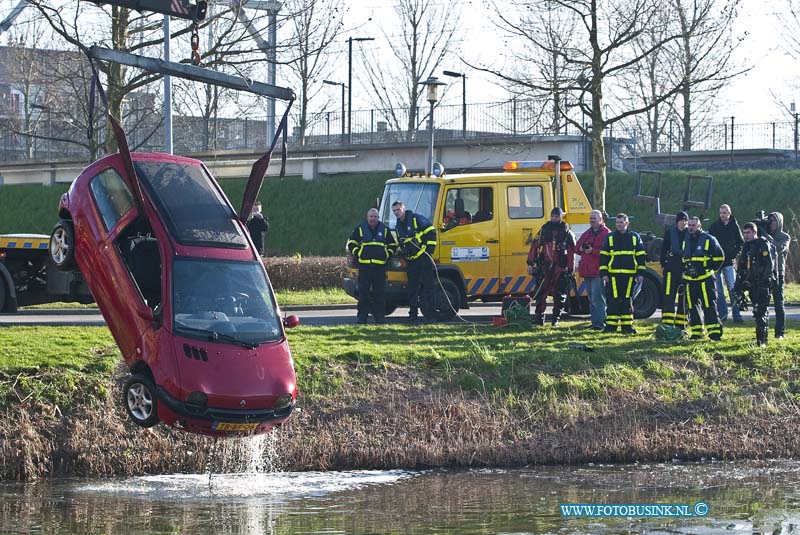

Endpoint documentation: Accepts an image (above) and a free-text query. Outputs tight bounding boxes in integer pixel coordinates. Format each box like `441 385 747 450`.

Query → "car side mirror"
151 306 163 330
136 306 154 323
283 315 300 329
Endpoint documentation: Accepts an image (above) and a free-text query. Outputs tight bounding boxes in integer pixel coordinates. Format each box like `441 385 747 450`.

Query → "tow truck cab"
343 159 662 321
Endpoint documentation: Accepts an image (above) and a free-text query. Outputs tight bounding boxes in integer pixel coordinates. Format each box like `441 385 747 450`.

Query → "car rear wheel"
0 278 5 312
49 220 76 270
123 374 160 428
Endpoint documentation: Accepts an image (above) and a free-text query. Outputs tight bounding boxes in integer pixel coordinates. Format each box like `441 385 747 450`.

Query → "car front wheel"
49 220 76 270
123 374 160 428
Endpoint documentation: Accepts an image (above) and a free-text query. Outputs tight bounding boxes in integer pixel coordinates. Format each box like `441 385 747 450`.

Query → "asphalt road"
2 304 799 327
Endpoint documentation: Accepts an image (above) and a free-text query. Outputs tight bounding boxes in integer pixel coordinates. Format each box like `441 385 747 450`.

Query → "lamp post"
348 36 374 144
323 80 346 144
419 76 446 174
443 70 466 138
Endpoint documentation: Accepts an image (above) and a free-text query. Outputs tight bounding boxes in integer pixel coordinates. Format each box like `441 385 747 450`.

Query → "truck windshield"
379 182 440 229
172 258 282 346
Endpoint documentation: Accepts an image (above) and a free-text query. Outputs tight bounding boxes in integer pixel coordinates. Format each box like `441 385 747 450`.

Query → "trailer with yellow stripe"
0 234 92 312
343 158 663 321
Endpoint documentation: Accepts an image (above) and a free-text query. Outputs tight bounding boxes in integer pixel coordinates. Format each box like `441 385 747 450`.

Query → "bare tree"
1 28 48 159
482 0 731 211
25 1 295 154
669 0 743 150
499 1 581 135
617 5 677 152
281 0 343 145
359 0 462 141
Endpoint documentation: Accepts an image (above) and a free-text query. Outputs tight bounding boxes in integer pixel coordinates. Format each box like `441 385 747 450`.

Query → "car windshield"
172 258 282 346
134 160 247 247
379 182 440 229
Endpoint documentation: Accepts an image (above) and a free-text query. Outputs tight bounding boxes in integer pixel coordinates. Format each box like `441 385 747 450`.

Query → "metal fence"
1 99 798 164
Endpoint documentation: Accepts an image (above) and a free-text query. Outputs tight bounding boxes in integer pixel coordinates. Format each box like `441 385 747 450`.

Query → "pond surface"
2 461 800 534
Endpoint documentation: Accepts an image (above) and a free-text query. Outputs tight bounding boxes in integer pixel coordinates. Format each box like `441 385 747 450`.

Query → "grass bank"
2 321 799 480
1 169 796 258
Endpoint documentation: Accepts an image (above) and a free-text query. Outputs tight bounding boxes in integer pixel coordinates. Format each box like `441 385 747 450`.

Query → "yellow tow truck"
0 234 92 312
343 157 663 321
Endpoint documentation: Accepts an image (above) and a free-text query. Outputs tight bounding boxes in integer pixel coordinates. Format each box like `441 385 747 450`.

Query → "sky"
1 0 797 125
336 0 799 125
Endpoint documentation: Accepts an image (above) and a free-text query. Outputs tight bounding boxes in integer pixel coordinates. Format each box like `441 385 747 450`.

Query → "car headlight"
273 393 293 410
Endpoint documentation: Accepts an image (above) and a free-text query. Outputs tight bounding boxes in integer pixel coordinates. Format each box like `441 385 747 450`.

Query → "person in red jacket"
526 207 576 326
575 210 611 330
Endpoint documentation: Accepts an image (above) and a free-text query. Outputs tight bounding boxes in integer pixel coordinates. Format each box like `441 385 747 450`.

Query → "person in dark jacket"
708 204 743 323
347 208 398 324
768 212 791 339
392 201 438 324
736 222 775 346
683 217 726 340
660 211 689 330
575 209 611 330
600 213 646 334
526 207 576 326
246 201 269 256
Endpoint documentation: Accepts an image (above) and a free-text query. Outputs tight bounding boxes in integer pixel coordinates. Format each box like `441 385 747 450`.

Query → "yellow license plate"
212 421 259 432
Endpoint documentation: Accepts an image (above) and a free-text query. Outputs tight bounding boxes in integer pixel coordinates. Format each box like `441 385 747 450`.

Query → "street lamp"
323 79 346 144
348 36 374 144
419 76 446 174
443 70 466 138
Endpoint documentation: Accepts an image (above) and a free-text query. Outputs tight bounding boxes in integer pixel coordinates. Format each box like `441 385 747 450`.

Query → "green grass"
0 172 387 256
287 320 800 415
579 169 800 234
2 321 798 418
274 288 355 306
0 327 118 410
3 168 797 256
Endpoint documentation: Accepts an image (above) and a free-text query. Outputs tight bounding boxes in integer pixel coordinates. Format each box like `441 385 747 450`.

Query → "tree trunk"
591 128 607 212
105 6 131 155
681 85 692 150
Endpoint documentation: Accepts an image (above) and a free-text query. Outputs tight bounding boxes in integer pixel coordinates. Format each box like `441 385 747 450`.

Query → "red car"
49 149 299 437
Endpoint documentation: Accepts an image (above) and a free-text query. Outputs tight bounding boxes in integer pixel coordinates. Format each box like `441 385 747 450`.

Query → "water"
3 461 800 534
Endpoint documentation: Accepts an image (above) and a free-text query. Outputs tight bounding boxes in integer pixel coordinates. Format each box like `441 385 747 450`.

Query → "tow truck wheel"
49 220 76 270
428 277 460 322
123 374 160 428
633 275 660 319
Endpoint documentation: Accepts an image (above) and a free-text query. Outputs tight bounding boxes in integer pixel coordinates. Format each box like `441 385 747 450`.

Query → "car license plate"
212 421 259 432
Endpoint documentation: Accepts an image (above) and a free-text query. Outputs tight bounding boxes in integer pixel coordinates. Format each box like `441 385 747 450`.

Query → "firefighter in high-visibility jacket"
682 216 726 340
600 213 647 334
391 200 438 323
346 208 398 324
660 211 689 330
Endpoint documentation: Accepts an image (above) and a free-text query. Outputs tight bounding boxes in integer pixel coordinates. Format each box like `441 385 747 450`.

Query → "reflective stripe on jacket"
682 231 725 281
599 230 647 275
396 210 437 260
346 220 396 265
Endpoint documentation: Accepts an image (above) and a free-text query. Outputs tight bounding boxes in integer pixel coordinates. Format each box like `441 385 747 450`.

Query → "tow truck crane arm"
79 0 207 22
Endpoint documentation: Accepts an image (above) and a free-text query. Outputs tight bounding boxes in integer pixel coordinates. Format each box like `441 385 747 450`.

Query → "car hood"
171 337 296 410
